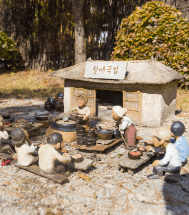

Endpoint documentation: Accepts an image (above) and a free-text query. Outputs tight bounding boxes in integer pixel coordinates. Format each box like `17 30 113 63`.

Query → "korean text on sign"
93 65 119 75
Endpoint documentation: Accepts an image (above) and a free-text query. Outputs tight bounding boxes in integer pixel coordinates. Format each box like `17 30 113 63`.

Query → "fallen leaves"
75 173 92 181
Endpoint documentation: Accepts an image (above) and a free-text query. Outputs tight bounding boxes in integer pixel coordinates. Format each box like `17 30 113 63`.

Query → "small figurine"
11 128 38 167
170 121 189 166
0 116 9 151
111 106 136 149
38 132 71 175
70 94 90 129
147 127 181 179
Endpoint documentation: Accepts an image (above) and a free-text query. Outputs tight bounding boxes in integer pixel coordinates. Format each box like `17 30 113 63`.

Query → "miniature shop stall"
51 59 184 127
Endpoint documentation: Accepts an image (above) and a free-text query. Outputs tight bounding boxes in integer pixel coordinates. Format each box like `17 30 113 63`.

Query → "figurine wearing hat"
170 121 189 166
70 94 90 129
148 127 181 179
111 106 136 149
11 128 38 167
0 116 9 151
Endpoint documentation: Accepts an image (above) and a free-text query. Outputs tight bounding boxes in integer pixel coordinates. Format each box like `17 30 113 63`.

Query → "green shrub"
112 1 189 82
0 31 17 61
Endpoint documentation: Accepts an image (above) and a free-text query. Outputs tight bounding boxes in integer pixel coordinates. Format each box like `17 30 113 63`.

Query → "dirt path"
0 98 189 215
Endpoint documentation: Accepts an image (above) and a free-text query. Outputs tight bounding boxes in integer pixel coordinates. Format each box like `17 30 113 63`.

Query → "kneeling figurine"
38 132 71 175
170 121 189 166
0 116 9 152
148 127 181 179
11 128 38 167
70 94 90 129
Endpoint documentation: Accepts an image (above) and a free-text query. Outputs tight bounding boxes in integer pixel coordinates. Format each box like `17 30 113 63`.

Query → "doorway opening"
96 90 123 118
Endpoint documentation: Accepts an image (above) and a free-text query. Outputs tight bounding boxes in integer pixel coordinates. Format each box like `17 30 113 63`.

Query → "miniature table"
11 160 69 184
117 151 154 175
65 158 93 171
72 138 123 152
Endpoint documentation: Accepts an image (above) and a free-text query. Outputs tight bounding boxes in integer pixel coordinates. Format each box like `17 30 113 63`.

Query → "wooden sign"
84 61 127 80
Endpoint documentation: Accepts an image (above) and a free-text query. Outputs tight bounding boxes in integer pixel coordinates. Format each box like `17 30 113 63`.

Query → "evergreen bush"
112 1 189 85
0 31 17 61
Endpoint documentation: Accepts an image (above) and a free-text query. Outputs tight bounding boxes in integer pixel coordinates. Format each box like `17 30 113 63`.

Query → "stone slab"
11 160 68 184
117 151 154 170
65 158 93 171
84 61 127 80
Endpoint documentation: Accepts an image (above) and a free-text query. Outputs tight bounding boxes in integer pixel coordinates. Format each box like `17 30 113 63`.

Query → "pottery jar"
54 101 64 112
113 129 121 139
85 129 95 137
44 101 53 111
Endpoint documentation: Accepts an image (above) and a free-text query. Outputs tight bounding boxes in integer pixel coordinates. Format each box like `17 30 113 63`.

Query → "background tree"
72 0 86 64
0 0 148 71
112 1 189 85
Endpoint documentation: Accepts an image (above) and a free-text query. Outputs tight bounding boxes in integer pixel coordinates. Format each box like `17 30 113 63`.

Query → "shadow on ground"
162 172 189 214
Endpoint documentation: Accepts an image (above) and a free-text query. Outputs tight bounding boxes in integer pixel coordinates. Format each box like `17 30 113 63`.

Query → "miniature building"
51 59 184 127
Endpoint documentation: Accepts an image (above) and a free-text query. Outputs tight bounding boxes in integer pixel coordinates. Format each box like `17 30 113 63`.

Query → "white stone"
136 193 147 202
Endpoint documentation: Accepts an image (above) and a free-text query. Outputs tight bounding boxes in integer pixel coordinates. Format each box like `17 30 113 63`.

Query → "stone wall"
64 79 178 127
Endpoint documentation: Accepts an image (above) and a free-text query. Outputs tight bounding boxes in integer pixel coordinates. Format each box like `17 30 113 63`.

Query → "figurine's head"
171 121 185 137
11 128 29 147
112 106 127 121
0 116 4 130
47 132 63 150
151 127 172 148
76 94 88 108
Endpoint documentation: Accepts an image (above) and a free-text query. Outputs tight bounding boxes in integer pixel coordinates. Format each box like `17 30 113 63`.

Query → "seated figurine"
0 116 10 152
171 121 189 166
148 127 181 179
111 106 136 149
38 132 71 175
70 94 90 129
11 128 38 167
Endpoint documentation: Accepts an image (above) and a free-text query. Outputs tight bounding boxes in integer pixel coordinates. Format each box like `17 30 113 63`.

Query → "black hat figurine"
171 121 185 137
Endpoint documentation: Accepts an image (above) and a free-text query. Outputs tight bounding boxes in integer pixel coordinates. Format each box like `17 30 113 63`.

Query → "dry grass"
0 70 189 112
176 89 189 112
0 70 64 98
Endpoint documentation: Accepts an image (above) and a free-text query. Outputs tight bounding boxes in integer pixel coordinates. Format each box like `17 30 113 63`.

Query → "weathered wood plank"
72 138 123 152
0 153 13 160
117 151 154 169
11 160 68 184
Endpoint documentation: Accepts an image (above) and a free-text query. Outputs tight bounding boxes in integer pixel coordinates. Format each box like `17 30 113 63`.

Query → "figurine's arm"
54 150 71 164
69 106 77 115
27 144 37 155
159 147 171 166
83 107 90 120
119 120 129 131
0 131 9 140
153 147 164 153
119 116 132 131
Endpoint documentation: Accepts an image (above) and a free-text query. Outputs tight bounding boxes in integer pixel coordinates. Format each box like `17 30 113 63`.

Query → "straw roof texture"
51 59 184 84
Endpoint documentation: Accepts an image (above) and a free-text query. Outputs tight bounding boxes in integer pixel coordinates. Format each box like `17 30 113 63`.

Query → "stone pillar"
64 87 72 114
142 93 162 127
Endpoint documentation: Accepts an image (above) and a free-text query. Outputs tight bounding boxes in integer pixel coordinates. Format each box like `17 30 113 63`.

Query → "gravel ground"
0 98 189 215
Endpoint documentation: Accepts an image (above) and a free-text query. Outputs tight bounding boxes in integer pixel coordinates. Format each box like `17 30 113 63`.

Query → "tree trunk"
72 0 86 64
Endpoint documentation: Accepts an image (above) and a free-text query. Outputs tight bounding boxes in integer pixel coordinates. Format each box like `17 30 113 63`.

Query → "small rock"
39 177 48 184
136 193 147 202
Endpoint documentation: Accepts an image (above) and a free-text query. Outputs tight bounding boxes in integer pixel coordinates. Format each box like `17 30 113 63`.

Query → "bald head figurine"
147 126 181 179
152 127 172 148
